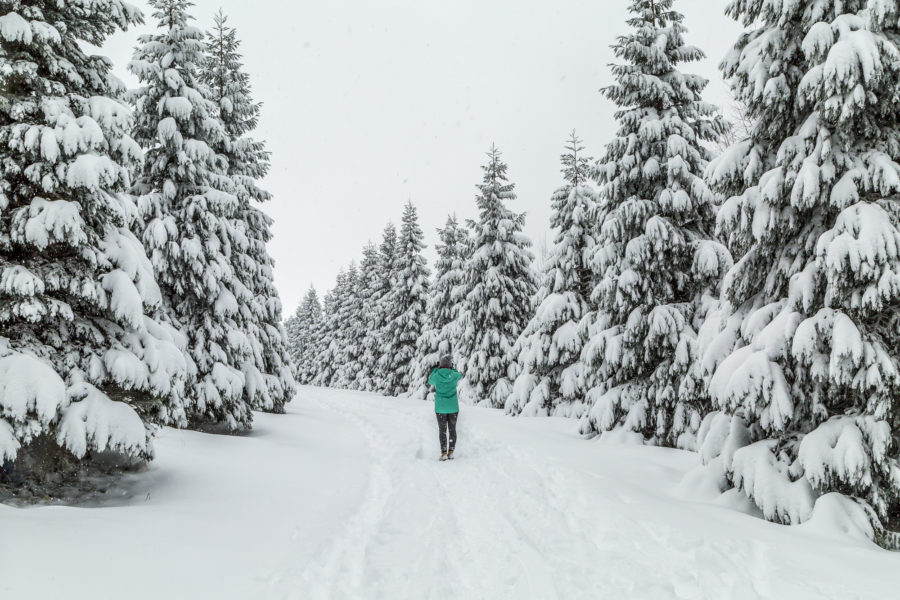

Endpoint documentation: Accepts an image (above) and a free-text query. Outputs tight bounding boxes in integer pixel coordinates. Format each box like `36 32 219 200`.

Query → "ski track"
264 389 886 600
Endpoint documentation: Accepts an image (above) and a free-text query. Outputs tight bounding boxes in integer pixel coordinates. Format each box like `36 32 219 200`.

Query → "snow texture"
2 387 897 599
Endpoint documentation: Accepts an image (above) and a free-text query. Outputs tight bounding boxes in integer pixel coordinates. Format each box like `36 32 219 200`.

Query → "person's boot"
447 449 454 460
440 452 448 461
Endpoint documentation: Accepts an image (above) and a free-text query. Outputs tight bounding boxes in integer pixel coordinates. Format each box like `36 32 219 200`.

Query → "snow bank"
798 493 876 543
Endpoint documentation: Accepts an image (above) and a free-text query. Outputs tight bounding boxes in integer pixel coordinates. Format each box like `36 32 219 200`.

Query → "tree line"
287 0 900 547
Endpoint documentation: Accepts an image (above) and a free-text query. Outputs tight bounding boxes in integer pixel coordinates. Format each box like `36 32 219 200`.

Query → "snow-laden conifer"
409 215 470 400
578 0 728 448
201 10 294 413
311 270 346 388
332 263 361 389
286 286 322 384
379 202 430 396
129 0 251 431
507 133 598 417
358 223 397 393
697 0 900 542
0 0 190 473
456 146 537 407
353 243 382 391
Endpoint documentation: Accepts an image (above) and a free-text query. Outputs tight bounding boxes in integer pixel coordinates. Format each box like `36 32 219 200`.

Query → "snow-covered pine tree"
353 242 381 391
201 9 295 414
409 215 470 400
286 285 322 384
0 0 190 478
378 201 430 397
507 133 599 417
311 270 344 388
456 145 537 407
129 0 252 431
332 262 361 389
358 223 397 393
578 0 728 448
314 265 362 390
697 0 900 543
310 284 339 387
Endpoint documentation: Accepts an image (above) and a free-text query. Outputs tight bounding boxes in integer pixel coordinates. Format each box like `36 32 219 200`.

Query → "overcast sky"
102 0 743 314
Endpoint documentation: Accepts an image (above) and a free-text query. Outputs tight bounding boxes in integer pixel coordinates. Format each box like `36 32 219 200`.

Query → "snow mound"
798 493 875 544
672 462 727 500
597 427 645 445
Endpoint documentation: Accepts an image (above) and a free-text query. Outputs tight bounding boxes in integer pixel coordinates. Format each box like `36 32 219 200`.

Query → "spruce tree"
379 201 430 397
359 223 397 393
311 270 345 388
129 0 251 430
577 0 728 449
332 262 360 389
410 215 470 400
286 285 322 384
0 0 190 474
698 0 900 542
507 133 598 417
353 243 381 391
201 10 294 413
456 146 537 407
309 286 334 387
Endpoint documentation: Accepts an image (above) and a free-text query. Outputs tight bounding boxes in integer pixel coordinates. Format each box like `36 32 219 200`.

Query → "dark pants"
436 412 458 453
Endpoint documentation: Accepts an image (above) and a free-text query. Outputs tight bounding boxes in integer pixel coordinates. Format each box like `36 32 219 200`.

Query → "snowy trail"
3 387 899 600
266 388 899 600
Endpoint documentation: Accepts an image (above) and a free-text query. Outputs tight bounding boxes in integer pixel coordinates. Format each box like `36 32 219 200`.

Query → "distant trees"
286 286 322 384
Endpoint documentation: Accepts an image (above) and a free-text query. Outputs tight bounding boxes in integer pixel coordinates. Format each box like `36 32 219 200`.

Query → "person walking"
427 354 463 461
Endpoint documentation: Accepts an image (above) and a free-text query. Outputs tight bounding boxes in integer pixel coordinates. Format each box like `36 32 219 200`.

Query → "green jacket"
428 368 463 414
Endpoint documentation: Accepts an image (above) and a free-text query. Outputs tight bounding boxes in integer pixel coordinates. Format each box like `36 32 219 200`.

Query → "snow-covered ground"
2 386 898 600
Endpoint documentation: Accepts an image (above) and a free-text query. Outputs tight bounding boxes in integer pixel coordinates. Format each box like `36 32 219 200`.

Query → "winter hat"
439 354 452 369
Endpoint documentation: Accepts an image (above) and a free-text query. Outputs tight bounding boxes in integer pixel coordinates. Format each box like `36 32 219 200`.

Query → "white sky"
102 0 743 314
